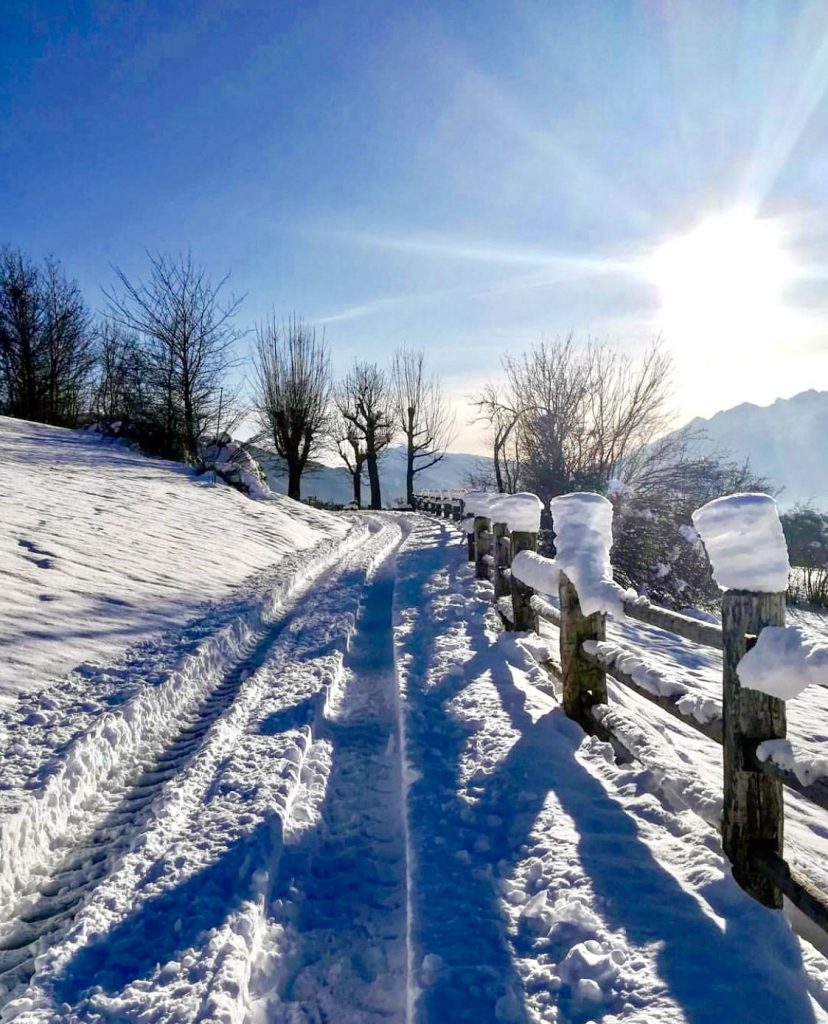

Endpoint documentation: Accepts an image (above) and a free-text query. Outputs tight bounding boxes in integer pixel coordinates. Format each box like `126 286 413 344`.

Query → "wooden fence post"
474 516 491 580
722 590 786 907
510 531 538 632
559 572 607 726
493 522 511 601
442 494 451 518
453 499 462 523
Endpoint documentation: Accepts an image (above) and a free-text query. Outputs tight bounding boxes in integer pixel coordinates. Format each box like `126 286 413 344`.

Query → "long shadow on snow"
263 549 407 1018
398 521 533 1022
481 672 817 1024
399 519 817 1024
53 815 283 1005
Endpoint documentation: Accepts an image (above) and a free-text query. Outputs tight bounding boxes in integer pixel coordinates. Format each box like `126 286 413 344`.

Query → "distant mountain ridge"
668 390 828 510
256 445 493 506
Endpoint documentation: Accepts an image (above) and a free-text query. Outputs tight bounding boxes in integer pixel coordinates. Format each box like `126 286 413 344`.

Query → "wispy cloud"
325 227 643 275
309 256 644 329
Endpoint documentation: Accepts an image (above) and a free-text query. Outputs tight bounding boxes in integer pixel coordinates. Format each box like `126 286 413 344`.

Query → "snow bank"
0 524 373 911
461 491 543 532
738 624 828 699
691 493 790 592
200 435 271 500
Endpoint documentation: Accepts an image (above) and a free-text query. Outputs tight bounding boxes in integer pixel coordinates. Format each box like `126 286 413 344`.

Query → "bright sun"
650 211 793 355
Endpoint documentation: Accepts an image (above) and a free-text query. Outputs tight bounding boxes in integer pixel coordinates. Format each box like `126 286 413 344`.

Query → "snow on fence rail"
414 487 828 939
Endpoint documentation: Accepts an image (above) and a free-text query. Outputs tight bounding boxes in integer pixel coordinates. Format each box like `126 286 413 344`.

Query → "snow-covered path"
2 507 828 1023
251 535 408 1022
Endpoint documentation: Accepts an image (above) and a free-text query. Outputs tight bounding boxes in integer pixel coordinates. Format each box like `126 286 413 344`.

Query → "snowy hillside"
257 445 492 506
670 390 828 510
0 417 348 698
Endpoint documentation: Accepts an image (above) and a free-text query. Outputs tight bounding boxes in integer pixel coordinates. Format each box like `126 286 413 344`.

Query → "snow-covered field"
1 418 827 1021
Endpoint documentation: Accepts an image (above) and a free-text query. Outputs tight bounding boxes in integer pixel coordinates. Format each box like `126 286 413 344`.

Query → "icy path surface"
394 516 828 1024
0 517 408 1022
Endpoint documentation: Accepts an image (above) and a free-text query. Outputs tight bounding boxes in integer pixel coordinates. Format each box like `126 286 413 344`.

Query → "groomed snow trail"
0 517 409 1023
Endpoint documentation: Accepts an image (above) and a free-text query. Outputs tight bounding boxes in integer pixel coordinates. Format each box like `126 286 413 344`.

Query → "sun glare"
650 211 793 351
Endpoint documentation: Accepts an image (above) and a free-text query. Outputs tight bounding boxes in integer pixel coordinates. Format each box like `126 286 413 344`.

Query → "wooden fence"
413 493 828 937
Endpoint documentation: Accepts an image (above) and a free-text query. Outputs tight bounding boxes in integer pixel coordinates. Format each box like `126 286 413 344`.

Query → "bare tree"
470 382 523 493
391 348 456 506
104 252 242 462
505 335 672 502
331 409 367 506
92 321 148 422
337 362 393 509
0 248 95 425
253 315 331 501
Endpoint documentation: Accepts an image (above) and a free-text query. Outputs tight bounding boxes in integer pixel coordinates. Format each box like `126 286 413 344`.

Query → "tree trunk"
352 467 362 507
406 407 415 506
493 442 505 493
367 451 382 509
287 460 302 501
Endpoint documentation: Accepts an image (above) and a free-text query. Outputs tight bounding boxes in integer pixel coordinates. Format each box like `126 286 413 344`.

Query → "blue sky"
3 0 828 450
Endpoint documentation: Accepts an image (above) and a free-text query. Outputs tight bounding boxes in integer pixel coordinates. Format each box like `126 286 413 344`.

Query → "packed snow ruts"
0 518 408 1022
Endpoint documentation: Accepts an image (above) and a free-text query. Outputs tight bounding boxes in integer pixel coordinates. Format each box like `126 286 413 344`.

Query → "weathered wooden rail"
414 492 828 938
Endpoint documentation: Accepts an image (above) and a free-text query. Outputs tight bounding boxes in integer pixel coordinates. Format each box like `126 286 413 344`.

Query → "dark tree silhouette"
253 315 331 501
0 248 95 426
337 362 393 510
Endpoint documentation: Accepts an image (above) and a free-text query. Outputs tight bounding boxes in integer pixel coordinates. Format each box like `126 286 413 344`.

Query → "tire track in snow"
0 519 405 1017
250 540 409 1023
0 626 280 994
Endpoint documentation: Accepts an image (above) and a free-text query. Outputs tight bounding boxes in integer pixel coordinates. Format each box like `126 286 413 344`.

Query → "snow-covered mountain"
669 390 828 510
257 446 493 506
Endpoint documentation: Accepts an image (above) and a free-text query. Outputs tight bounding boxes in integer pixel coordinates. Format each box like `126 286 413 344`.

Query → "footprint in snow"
17 538 56 570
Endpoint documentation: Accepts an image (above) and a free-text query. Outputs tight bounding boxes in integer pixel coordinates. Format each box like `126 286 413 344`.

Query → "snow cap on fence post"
691 493 790 592
547 491 634 618
491 492 543 533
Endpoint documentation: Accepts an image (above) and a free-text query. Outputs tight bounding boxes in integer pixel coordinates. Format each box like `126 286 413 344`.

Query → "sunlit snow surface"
0 429 827 1022
0 416 347 698
395 519 828 1023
